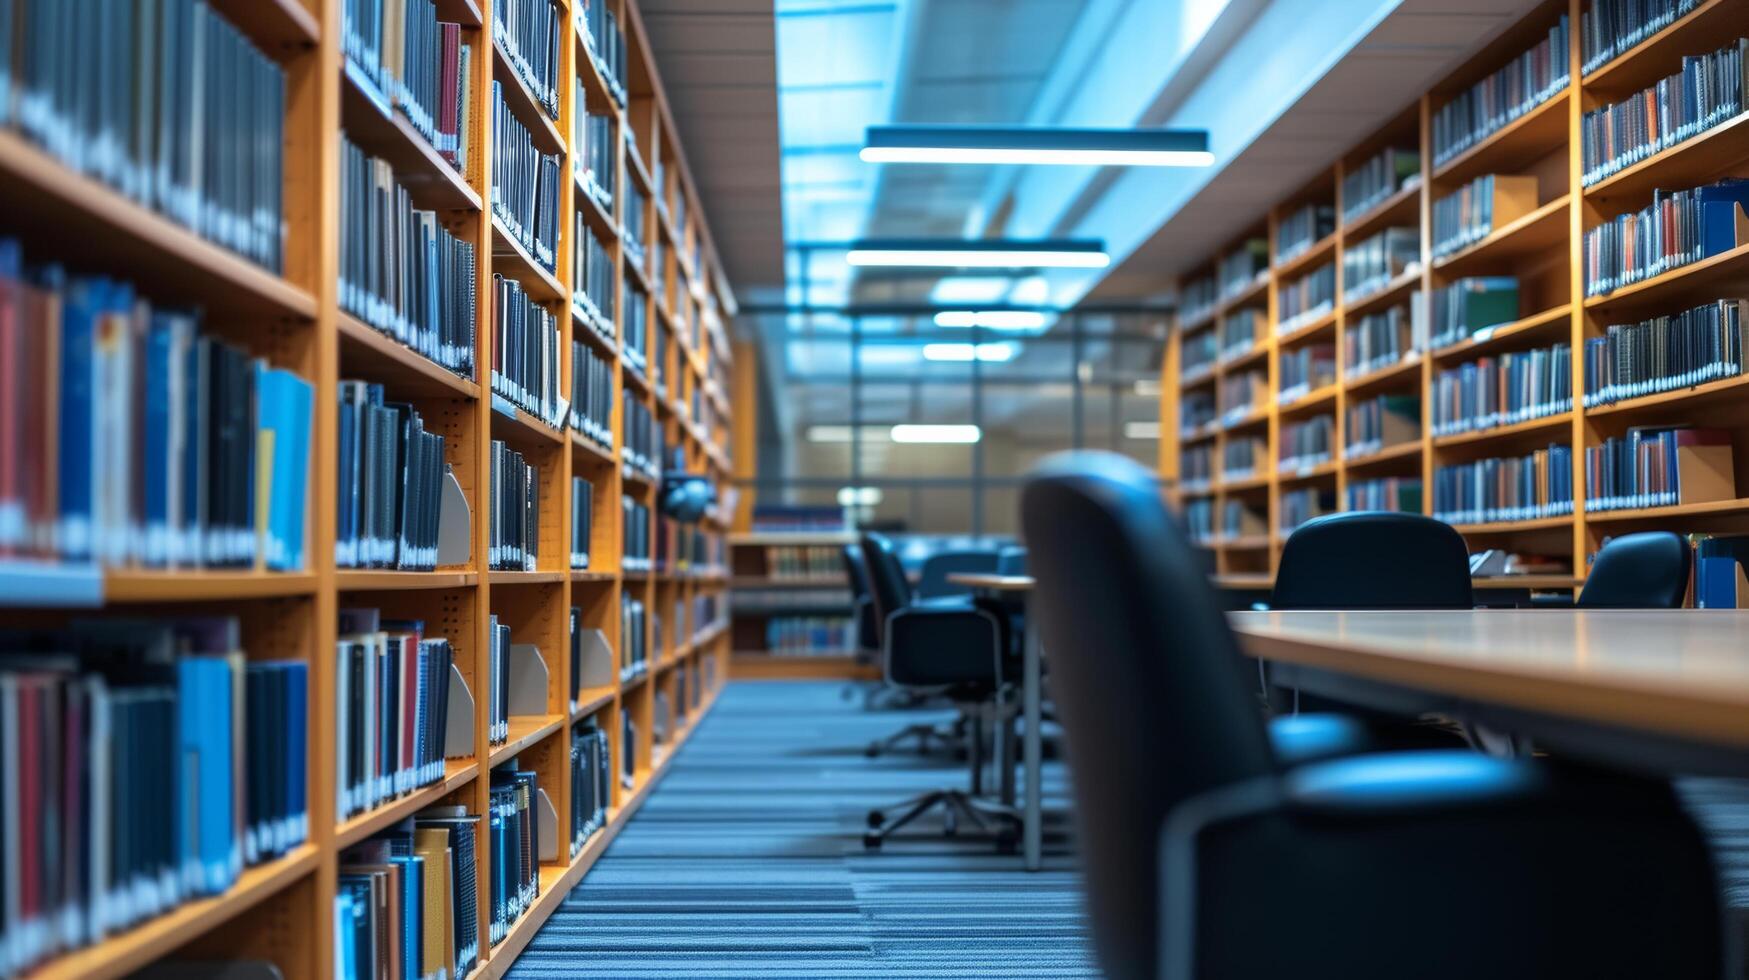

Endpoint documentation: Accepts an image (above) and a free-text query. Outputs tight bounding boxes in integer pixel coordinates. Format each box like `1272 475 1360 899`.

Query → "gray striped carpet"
509 681 1098 978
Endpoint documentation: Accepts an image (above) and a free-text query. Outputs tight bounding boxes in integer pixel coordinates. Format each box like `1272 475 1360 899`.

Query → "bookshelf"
727 531 878 679
0 0 736 977
1164 0 1749 586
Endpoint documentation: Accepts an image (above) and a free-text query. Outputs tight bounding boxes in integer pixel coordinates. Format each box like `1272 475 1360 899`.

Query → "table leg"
1023 609 1042 871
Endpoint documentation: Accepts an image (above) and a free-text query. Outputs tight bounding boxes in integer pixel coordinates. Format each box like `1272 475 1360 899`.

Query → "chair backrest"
996 546 1028 576
915 549 1000 598
1273 511 1474 609
1579 532 1691 608
841 544 880 653
859 533 912 647
1021 452 1275 980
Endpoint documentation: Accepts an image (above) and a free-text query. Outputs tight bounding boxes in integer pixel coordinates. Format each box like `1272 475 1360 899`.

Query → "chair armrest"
1159 754 1724 979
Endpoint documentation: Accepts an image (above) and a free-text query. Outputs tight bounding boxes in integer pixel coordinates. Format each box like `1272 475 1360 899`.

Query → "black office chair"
1022 452 1724 980
915 548 1000 599
860 532 1019 848
1578 532 1691 608
996 546 1028 576
1273 511 1474 609
860 536 965 757
840 544 900 708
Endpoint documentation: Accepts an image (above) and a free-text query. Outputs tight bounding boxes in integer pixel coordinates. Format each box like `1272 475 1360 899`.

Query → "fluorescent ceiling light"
931 277 1014 304
933 310 1052 331
862 125 1214 167
923 342 1017 363
1124 421 1162 440
806 425 892 444
846 239 1109 269
891 424 981 444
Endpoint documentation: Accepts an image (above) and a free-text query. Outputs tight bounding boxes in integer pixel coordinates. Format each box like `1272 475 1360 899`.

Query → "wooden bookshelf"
0 0 738 976
1164 0 1749 585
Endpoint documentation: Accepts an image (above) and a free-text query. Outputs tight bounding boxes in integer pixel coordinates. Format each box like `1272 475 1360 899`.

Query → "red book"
438 24 461 167
18 678 40 934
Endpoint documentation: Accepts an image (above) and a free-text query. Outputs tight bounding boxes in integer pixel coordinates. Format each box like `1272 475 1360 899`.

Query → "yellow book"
415 827 454 978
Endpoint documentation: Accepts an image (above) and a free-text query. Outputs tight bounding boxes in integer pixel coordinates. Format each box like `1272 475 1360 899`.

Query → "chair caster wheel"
867 810 884 829
944 812 958 837
863 834 882 850
865 745 881 759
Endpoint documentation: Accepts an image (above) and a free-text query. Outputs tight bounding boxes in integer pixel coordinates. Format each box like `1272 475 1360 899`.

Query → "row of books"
571 720 611 855
764 618 855 655
1432 444 1575 524
578 0 630 103
0 618 308 977
336 381 451 570
1581 0 1704 76
623 495 651 571
1224 436 1263 478
1279 415 1335 472
495 0 562 119
1584 427 1734 511
1221 309 1262 360
486 766 541 945
1218 239 1268 298
1580 39 1747 187
1429 277 1520 350
1220 499 1265 539
1281 487 1334 534
1219 371 1265 420
758 545 846 581
489 440 541 571
1432 174 1535 258
1277 263 1336 334
1344 226 1418 300
575 214 616 338
490 83 563 272
1583 179 1749 296
338 134 478 380
1429 344 1573 437
1277 203 1335 264
335 810 477 980
625 172 649 269
1279 343 1335 402
1183 499 1214 542
335 609 456 820
1430 15 1570 165
1342 147 1420 222
10 0 287 272
1181 391 1215 433
571 339 615 448
491 275 567 428
561 477 593 574
1182 444 1213 486
1346 300 1427 379
1583 299 1749 406
748 506 845 533
728 588 853 616
622 594 648 681
1346 394 1418 458
577 107 617 211
623 393 660 477
1347 476 1422 513
0 247 314 569
1182 328 1218 377
485 616 520 748
1180 275 1219 325
624 284 650 373
343 1 473 170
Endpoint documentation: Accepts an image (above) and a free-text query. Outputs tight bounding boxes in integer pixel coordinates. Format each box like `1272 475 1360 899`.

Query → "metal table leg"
1023 606 1042 871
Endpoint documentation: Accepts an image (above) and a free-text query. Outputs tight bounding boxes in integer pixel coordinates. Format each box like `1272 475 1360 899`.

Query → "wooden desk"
1233 609 1749 769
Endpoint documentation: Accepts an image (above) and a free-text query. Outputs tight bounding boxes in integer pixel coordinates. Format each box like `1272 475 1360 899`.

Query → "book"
1581 38 1746 186
1346 394 1420 458
570 476 594 570
1219 238 1268 297
1343 226 1419 299
1584 427 1735 511
494 0 562 119
490 83 563 271
1582 0 1705 75
1430 343 1572 436
1429 277 1520 349
334 610 456 820
1431 14 1571 165
1584 299 1749 406
569 340 614 447
1342 147 1420 221
1278 343 1336 403
1275 204 1333 264
1432 174 1539 258
1276 262 1336 334
621 592 647 682
335 381 451 570
488 440 540 572
1279 415 1336 473
1346 298 1428 378
1584 179 1749 296
1434 444 1575 524
570 719 610 854
490 276 565 428
1347 477 1423 513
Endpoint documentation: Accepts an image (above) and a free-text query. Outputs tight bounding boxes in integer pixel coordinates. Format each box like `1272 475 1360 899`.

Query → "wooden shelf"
571 686 616 720
1341 180 1422 240
490 215 566 303
1341 266 1421 319
1274 232 1338 279
0 131 318 320
1584 112 1749 204
1219 273 1270 314
1582 0 1749 94
336 570 479 591
489 714 567 768
33 846 319 980
490 395 568 449
1587 498 1749 524
211 0 321 48
571 569 618 583
1216 473 1270 493
571 430 618 466
1344 440 1424 470
1275 310 1337 347
1344 354 1423 394
490 570 568 586
1432 89 1570 185
1429 304 1572 363
1219 343 1268 372
1220 407 1270 433
1277 459 1339 484
1279 383 1338 416
339 313 481 400
491 37 566 155
1447 514 1574 535
1216 534 1272 551
341 63 482 211
1586 374 1749 419
1431 411 1572 450
335 760 480 849
1584 242 1749 315
1431 195 1569 275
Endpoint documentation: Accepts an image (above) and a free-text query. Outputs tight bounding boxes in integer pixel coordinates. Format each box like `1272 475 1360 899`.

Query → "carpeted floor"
508 680 1098 978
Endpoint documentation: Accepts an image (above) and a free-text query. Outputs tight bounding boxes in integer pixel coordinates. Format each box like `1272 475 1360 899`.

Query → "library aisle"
507 682 1094 978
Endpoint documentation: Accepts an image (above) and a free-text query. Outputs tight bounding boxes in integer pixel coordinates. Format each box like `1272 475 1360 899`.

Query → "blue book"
1698 179 1749 258
183 338 211 565
1696 556 1738 609
285 661 309 847
390 854 424 980
57 277 102 561
255 366 313 571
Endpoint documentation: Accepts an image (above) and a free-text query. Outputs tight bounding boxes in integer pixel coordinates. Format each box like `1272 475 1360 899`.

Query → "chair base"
863 790 1020 851
866 719 965 759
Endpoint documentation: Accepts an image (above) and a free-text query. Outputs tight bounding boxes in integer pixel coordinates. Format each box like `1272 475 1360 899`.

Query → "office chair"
915 548 1000 599
859 535 965 756
860 532 1019 848
996 546 1028 576
1273 511 1474 609
1022 452 1725 980
1578 532 1691 608
840 544 900 707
